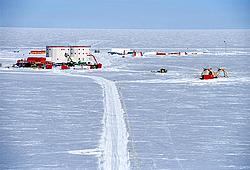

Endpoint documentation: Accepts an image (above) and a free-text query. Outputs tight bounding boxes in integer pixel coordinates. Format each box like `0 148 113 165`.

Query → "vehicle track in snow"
92 76 130 170
63 73 130 170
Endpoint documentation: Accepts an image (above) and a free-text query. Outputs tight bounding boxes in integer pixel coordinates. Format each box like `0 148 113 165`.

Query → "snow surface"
0 28 250 170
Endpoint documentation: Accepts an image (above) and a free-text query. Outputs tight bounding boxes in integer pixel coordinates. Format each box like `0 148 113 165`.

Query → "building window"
78 58 80 60
57 58 59 60
79 53 80 54
75 53 76 54
71 53 73 54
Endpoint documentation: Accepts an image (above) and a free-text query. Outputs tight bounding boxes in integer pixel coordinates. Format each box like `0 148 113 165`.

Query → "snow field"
0 72 104 169
1 28 250 170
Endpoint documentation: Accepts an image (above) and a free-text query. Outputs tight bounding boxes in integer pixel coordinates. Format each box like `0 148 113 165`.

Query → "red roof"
46 45 91 48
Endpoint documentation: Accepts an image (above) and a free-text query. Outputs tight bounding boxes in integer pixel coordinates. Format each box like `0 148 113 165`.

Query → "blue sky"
0 0 249 29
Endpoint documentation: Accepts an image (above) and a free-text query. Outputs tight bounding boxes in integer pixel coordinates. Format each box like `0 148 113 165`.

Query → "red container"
29 50 46 55
61 65 69 70
156 52 166 55
27 57 46 64
97 63 102 69
202 75 215 80
46 64 53 69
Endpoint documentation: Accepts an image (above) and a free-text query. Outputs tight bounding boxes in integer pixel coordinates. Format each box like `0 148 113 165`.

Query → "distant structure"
132 51 143 57
14 45 102 70
108 48 132 55
46 45 94 64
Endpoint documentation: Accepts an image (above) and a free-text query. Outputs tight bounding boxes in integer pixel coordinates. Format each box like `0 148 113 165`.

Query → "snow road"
93 76 130 170
65 73 130 170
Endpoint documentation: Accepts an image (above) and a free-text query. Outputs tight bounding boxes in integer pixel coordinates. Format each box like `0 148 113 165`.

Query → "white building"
46 46 96 64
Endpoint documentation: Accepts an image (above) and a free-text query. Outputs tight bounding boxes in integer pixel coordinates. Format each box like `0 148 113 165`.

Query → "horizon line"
1 26 250 30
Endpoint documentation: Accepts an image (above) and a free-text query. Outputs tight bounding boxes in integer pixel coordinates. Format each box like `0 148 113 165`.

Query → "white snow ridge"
92 76 130 170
